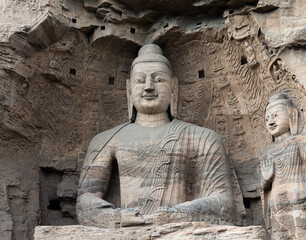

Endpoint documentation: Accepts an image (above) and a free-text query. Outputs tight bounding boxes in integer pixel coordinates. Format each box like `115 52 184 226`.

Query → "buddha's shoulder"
264 134 306 155
173 119 220 138
284 134 306 146
296 133 306 142
295 134 306 147
88 122 131 149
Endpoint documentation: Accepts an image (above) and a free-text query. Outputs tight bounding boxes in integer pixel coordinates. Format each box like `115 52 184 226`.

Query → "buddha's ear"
126 79 134 121
289 107 298 135
170 77 179 119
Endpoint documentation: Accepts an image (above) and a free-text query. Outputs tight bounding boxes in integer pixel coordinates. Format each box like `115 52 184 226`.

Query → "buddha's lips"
142 95 157 100
269 125 277 130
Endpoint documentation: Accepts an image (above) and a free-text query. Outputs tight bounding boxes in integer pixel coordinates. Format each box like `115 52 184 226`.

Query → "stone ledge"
34 223 267 240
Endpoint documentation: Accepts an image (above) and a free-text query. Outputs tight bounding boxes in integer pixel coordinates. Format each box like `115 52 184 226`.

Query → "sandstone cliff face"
0 1 305 239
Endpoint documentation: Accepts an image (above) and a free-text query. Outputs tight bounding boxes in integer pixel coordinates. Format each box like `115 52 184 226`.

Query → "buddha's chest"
268 143 299 164
114 141 169 175
110 125 173 167
267 143 300 185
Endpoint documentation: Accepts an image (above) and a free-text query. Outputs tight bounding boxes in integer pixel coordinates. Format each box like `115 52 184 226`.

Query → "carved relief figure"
212 59 224 72
237 137 246 153
232 105 242 120
48 55 61 75
244 41 258 69
206 43 216 54
261 92 306 239
234 120 245 136
216 106 223 116
77 44 245 228
218 76 229 88
226 15 252 40
270 59 289 85
217 118 226 135
227 88 238 105
212 87 221 106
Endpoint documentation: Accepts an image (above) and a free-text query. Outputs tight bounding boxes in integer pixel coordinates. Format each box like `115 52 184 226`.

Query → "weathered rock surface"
34 223 266 240
253 0 306 87
1 0 306 239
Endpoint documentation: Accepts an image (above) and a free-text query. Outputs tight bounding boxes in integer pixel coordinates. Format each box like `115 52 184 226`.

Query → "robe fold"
261 134 306 240
78 119 245 223
262 134 306 211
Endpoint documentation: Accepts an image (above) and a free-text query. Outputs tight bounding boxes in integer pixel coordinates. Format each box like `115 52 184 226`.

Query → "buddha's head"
126 44 178 121
265 92 298 140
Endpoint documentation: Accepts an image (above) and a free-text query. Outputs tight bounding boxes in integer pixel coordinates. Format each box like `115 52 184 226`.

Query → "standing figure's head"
265 92 298 141
126 44 178 121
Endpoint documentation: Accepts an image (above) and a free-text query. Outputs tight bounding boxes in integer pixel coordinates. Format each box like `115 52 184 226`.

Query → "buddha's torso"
106 122 178 214
90 120 235 215
111 122 170 161
265 135 306 208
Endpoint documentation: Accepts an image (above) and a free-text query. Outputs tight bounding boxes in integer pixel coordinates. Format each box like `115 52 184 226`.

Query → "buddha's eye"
154 77 162 82
136 78 145 83
154 76 166 83
265 118 268 121
274 114 278 118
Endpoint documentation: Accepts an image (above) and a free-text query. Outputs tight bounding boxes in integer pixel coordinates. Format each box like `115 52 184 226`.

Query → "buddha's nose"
144 78 155 92
268 119 275 126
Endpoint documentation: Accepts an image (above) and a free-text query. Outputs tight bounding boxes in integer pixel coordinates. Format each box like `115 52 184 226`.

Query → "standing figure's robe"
78 119 245 226
261 134 306 239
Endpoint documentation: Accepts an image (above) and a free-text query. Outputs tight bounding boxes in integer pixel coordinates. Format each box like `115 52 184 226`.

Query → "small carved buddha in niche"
77 44 245 228
261 92 306 239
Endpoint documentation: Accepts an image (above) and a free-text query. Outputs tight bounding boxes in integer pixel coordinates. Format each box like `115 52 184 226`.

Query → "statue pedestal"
34 222 266 240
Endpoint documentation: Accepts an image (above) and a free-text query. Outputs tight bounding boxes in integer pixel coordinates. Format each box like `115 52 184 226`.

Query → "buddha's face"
130 61 172 115
265 103 290 138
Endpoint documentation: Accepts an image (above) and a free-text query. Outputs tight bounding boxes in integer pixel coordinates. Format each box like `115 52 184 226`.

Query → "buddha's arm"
77 145 118 227
78 149 113 199
299 136 306 183
173 131 234 215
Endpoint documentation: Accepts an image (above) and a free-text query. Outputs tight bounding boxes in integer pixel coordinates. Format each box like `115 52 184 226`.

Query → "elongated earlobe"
289 107 298 135
126 79 134 121
170 77 179 119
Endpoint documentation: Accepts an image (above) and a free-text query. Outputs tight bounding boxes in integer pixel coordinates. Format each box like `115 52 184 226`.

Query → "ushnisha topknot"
131 44 171 70
266 91 293 109
138 44 163 56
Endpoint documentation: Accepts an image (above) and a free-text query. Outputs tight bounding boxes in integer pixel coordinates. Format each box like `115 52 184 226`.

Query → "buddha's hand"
173 200 204 214
156 206 180 213
77 193 120 227
152 206 193 224
120 207 140 213
77 192 115 209
261 157 274 181
120 208 146 227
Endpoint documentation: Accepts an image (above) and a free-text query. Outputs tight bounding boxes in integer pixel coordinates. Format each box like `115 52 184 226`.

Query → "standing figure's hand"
261 157 274 181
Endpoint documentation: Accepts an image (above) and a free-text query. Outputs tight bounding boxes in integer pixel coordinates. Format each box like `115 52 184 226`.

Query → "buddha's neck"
135 112 170 127
274 132 291 143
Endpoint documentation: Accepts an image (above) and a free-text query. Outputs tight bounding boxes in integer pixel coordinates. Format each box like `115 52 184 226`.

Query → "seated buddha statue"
76 44 245 228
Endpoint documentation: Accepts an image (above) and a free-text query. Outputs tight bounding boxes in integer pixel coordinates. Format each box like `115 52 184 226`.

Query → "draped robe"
261 134 306 239
262 134 306 210
78 119 245 224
